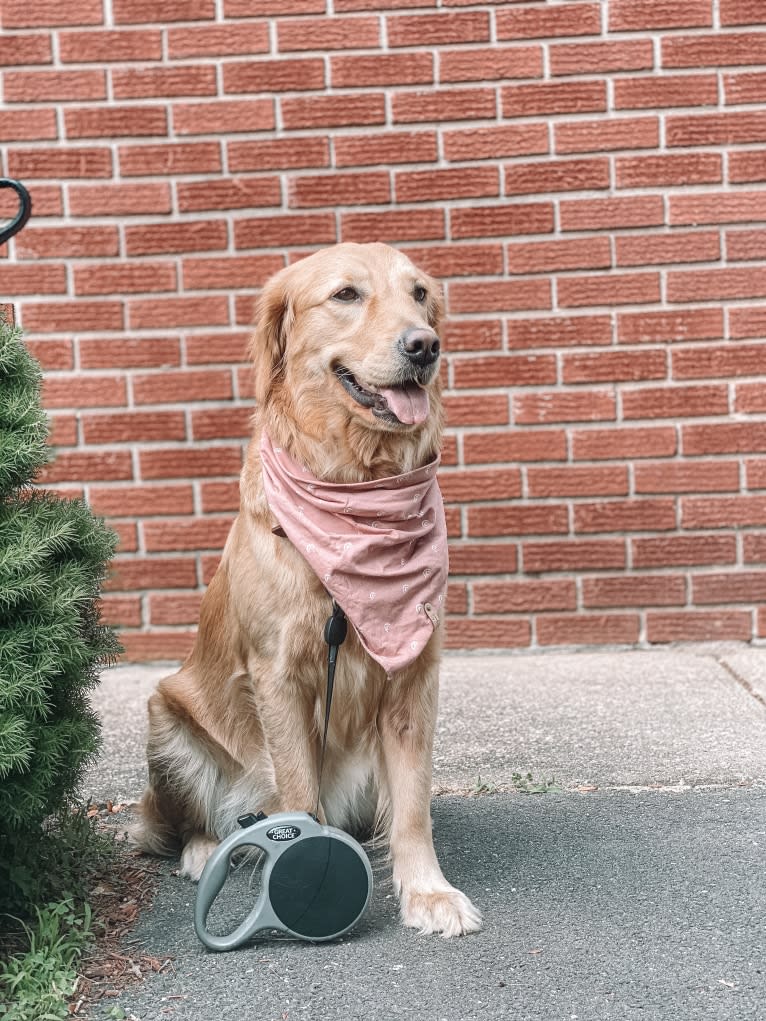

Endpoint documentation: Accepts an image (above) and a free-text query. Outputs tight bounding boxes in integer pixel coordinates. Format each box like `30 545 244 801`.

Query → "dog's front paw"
400 886 483 938
179 835 219 881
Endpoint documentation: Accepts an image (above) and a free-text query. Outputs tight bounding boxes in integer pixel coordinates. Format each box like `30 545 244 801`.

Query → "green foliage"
0 316 122 916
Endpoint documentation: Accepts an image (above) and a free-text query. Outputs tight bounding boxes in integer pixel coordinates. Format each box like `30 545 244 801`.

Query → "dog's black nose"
399 327 440 368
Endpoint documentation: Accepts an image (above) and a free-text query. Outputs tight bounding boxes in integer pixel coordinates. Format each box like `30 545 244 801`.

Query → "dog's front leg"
379 664 482 938
256 673 322 817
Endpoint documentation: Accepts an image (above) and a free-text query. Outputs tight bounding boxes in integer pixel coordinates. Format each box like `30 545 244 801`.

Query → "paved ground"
86 644 766 1020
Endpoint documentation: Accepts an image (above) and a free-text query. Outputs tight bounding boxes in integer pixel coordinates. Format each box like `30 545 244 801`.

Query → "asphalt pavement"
85 644 766 1020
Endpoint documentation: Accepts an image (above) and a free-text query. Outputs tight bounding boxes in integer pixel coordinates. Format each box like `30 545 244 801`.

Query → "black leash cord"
314 601 347 819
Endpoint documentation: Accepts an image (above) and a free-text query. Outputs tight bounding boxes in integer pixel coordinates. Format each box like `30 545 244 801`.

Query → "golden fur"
134 242 482 937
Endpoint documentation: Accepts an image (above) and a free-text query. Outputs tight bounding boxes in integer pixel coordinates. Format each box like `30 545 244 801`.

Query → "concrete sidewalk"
86 644 766 1020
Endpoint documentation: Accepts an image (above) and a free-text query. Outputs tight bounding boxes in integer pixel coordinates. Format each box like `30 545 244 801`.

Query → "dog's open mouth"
334 366 429 426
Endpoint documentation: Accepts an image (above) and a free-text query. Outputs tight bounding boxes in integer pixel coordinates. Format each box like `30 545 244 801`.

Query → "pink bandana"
259 432 448 675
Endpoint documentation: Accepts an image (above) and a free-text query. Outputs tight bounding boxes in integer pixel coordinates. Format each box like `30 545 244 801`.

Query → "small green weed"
511 771 560 795
472 774 500 795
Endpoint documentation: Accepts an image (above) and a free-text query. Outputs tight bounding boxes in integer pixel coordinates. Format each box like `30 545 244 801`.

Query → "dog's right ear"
249 267 294 406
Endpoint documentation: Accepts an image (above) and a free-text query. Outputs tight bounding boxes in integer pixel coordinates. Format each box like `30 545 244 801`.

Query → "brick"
448 543 518 575
126 220 227 256
616 231 720 268
497 3 600 39
444 619 531 651
0 108 57 141
673 343 766 380
508 315 613 350
89 485 194 517
729 150 766 184
21 300 124 333
610 0 712 30
181 178 281 215
0 264 66 295
402 243 503 279
560 195 664 232
74 261 176 296
502 81 606 121
557 272 661 309
114 0 213 21
508 237 611 275
572 426 676 461
334 131 436 168
167 22 269 58
633 535 736 568
388 11 488 46
443 124 548 162
745 535 766 563
584 575 687 609
185 332 249 364
671 190 766 227
727 229 766 262
694 571 766 605
119 632 195 662
442 319 502 352
140 447 242 481
0 32 51 66
173 99 274 135
65 105 166 139
69 183 171 217
201 480 241 512
622 384 728 419
282 94 385 130
474 580 576 614
3 69 106 102
720 0 764 25
332 52 432 88
133 369 232 405
83 411 186 444
59 30 162 63
439 469 520 503
10 184 61 216
1 0 103 27
724 71 766 106
7 146 112 179
183 254 283 291
443 394 509 426
646 611 751 644
341 209 443 244
551 40 653 76
224 58 326 93
278 15 378 51
290 171 390 209
523 540 626 573
112 523 137 553
556 116 659 154
575 498 677 534
614 73 717 110
392 88 496 124
440 45 542 84
506 157 609 197
79 337 181 369
616 153 722 188
119 141 222 176
683 422 766 456
514 389 615 425
450 202 553 240
449 280 551 314
537 614 640 647
526 466 628 498
736 384 766 414
129 296 229 330
468 504 568 538
143 517 234 552
15 226 119 260
667 111 766 147
112 65 217 99
38 451 133 485
730 307 766 340
236 213 337 249
25 340 73 371
192 408 251 441
230 136 329 171
452 354 556 389
635 462 740 495
464 430 567 465
663 33 766 69
668 268 766 303
618 308 723 345
224 0 325 13
101 597 142 628
149 593 204 626
396 167 497 204
682 495 766 529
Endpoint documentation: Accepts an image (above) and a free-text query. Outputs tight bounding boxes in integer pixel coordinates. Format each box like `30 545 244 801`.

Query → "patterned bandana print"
259 431 449 676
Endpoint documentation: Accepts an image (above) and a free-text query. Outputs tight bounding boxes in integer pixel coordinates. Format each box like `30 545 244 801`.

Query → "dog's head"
250 243 444 446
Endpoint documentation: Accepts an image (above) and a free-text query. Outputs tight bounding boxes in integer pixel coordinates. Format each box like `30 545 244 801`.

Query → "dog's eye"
332 286 360 303
413 285 427 303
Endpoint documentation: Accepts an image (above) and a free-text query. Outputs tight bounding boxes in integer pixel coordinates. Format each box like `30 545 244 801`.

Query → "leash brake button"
238 811 267 828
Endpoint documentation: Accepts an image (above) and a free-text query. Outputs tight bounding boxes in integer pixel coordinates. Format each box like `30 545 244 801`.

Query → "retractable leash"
195 601 373 950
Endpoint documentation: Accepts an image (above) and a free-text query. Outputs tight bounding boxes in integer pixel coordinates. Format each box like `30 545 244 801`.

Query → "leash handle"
315 601 347 818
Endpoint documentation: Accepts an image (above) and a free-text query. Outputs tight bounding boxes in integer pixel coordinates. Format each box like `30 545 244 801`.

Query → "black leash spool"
0 179 32 247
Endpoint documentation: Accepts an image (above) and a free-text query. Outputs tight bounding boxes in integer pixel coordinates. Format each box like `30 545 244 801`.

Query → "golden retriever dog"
134 242 482 938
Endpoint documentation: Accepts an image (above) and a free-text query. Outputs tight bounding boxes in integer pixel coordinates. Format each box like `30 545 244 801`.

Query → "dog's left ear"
249 267 294 407
425 277 445 332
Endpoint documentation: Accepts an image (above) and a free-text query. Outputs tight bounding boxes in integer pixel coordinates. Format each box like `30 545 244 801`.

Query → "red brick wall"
2 1 766 659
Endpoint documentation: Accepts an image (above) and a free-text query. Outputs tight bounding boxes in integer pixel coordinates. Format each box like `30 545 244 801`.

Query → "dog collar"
259 432 448 675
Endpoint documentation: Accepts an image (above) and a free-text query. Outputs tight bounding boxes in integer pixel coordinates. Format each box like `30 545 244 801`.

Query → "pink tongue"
379 383 430 425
